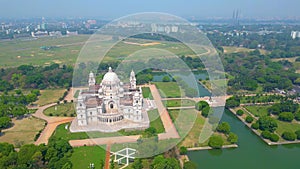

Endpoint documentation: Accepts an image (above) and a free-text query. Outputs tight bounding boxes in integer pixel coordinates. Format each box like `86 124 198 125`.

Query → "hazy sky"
1 0 300 19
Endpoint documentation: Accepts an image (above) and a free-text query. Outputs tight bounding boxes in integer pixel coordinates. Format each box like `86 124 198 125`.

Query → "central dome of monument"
102 67 120 84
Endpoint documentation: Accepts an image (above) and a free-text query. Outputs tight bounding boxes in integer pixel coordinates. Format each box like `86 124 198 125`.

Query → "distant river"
188 110 300 169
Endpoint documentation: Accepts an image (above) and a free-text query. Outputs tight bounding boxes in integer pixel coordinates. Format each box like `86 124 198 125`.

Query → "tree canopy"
258 116 278 132
208 135 224 149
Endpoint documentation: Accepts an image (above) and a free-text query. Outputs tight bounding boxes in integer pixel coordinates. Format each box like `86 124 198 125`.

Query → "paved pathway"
167 106 195 110
32 103 74 145
104 143 111 169
147 84 180 140
69 135 140 147
187 144 238 151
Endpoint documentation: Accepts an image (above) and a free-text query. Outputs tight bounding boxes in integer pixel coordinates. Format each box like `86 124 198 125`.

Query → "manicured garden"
163 99 195 107
148 109 165 133
44 103 75 117
154 82 181 98
244 105 270 117
141 87 153 99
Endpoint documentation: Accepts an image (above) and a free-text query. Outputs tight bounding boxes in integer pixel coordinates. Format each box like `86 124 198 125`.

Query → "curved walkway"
32 103 74 145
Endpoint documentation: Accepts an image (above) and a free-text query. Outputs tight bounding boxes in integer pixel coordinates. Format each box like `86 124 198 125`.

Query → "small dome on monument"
89 71 95 77
130 70 135 77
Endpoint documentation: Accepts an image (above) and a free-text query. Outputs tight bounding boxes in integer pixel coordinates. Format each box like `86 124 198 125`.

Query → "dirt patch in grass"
0 117 45 147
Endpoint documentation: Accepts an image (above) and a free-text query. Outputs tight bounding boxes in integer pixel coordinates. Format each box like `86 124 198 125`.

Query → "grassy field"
163 99 195 107
270 57 300 73
142 87 153 99
276 120 300 136
0 36 208 68
70 146 106 169
223 46 268 54
44 103 75 117
35 89 66 106
51 123 119 141
154 82 181 98
0 35 90 67
271 57 298 62
168 109 201 147
106 38 201 60
0 117 45 147
244 105 271 118
168 109 230 147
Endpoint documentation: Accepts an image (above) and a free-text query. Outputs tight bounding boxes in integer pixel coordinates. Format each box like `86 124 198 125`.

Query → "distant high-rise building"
232 9 241 26
41 23 46 30
291 31 300 39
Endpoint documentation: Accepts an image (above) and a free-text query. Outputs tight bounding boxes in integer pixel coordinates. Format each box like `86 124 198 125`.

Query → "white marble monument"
70 67 150 133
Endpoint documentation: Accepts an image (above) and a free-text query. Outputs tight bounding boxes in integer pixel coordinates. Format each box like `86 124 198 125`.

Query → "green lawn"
73 90 80 99
148 109 165 133
51 123 124 141
142 87 153 99
244 105 271 118
44 103 75 117
163 99 195 107
276 120 300 135
106 38 198 60
154 82 181 98
168 109 200 137
70 146 106 169
35 89 66 106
